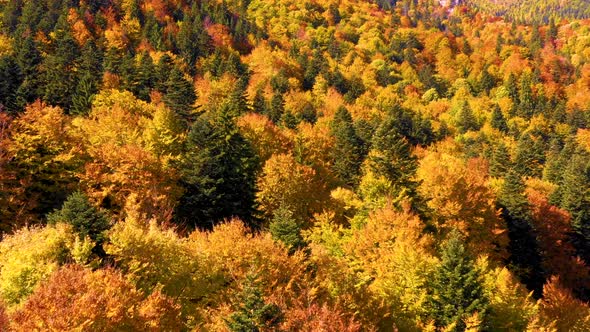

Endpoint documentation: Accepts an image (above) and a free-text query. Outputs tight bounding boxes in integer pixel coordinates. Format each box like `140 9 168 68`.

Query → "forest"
0 0 590 330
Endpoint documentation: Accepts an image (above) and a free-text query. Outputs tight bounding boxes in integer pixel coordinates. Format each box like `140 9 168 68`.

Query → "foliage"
10 265 182 331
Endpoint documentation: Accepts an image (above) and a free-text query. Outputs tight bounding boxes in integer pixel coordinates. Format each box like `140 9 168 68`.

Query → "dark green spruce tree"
498 170 545 295
47 191 110 257
490 104 508 133
427 231 488 331
41 11 81 111
331 106 365 187
269 206 307 255
163 67 197 121
175 105 259 230
226 273 283 332
0 55 22 113
554 153 590 264
369 116 428 216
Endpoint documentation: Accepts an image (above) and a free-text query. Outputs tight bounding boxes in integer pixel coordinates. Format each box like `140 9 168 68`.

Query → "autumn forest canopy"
2 0 590 330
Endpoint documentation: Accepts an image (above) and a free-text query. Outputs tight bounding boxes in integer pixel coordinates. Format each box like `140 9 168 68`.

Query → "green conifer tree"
226 273 283 332
47 191 110 244
269 207 306 255
427 231 488 331
498 171 545 295
163 68 196 121
490 104 508 133
175 106 259 229
331 106 365 187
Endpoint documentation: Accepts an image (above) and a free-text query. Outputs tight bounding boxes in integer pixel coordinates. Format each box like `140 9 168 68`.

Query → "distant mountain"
465 0 590 23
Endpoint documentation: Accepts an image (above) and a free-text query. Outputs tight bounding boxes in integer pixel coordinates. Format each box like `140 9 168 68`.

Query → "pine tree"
14 35 41 108
368 116 428 216
489 142 511 178
555 154 590 263
226 273 283 332
517 74 535 119
0 55 22 113
513 134 545 178
41 11 81 111
269 207 306 255
456 100 479 134
163 68 196 121
490 104 508 133
71 41 103 115
427 231 488 331
252 88 268 115
498 171 545 295
47 191 110 244
268 93 284 124
505 73 519 116
176 4 211 75
331 106 365 187
175 107 259 229
135 51 156 101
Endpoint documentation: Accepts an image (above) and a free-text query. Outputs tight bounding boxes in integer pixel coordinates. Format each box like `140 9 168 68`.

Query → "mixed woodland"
1 0 590 330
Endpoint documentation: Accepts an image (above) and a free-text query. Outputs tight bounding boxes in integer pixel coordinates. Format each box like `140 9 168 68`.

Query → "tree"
366 116 426 215
71 40 103 115
490 105 508 133
226 273 283 332
427 231 488 331
41 11 81 111
163 68 196 121
0 55 22 113
269 207 307 255
47 191 110 245
555 153 590 263
176 4 211 75
498 171 545 295
10 265 183 330
513 134 545 178
331 106 365 187
456 100 479 134
175 108 259 229
489 142 511 178
256 153 324 223
14 35 41 108
517 74 535 119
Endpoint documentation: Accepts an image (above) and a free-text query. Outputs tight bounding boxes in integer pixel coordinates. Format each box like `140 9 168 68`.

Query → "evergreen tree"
555 154 590 263
513 134 545 178
163 68 196 121
498 171 545 295
368 116 427 216
14 35 41 108
225 77 251 117
71 41 103 115
517 74 535 119
0 55 22 113
41 11 81 110
134 51 156 101
280 111 298 129
490 104 508 133
226 273 283 332
456 100 479 134
505 73 519 116
176 4 211 75
47 191 110 244
155 54 174 92
489 142 511 178
252 88 268 115
269 207 306 255
175 107 259 229
268 93 284 124
427 231 488 331
331 106 365 187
